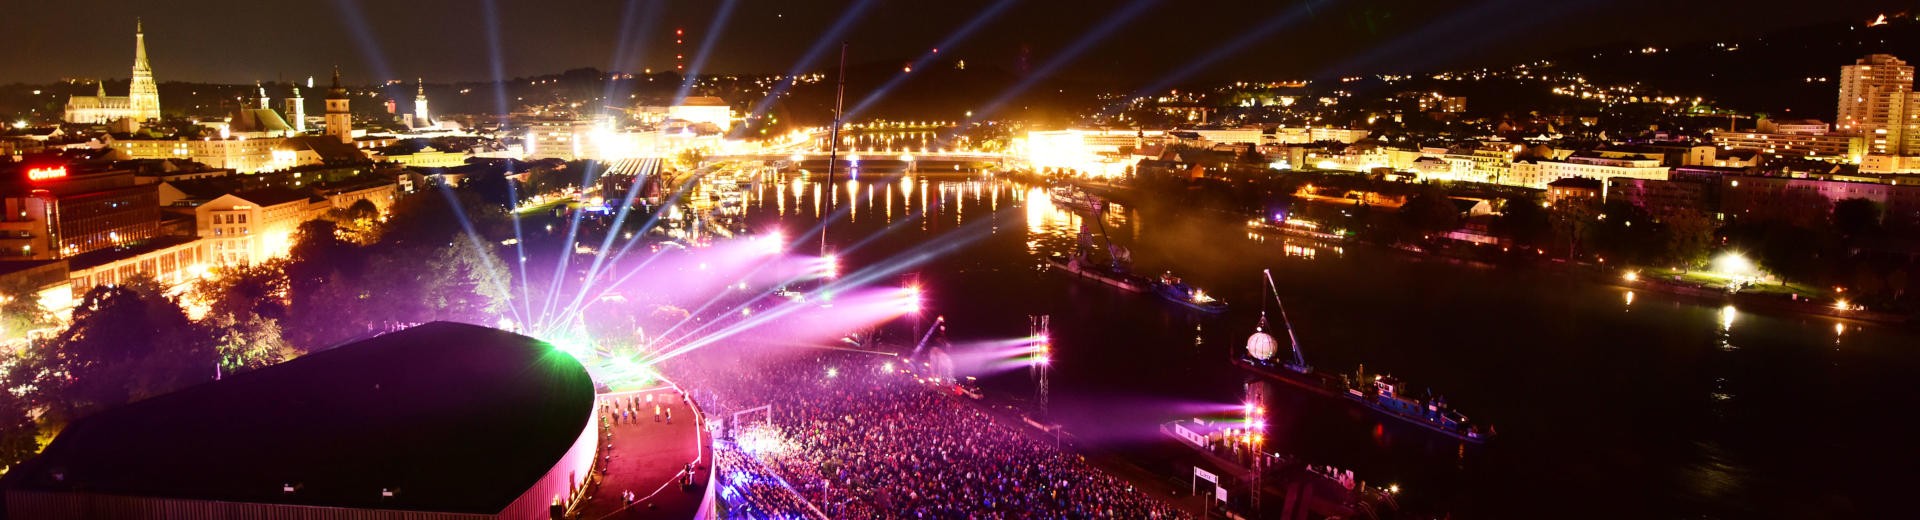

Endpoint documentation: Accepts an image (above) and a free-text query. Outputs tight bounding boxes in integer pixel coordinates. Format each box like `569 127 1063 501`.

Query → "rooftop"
1 322 595 514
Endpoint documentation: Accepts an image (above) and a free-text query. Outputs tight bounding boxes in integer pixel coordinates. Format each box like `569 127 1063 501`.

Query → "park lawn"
1643 267 1834 300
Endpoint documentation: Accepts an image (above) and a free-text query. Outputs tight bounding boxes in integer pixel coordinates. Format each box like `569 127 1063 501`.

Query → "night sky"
2 0 1908 86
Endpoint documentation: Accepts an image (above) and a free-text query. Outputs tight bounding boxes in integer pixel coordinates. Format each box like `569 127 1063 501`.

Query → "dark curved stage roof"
2 321 594 514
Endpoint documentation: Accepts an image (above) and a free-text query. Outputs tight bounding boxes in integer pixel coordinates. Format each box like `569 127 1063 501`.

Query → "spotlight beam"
535 162 604 331
481 0 512 127
546 171 711 328
648 215 999 362
432 183 524 328
841 0 1020 121
327 0 395 81
1315 0 1596 81
506 171 535 326
588 169 706 278
673 0 741 104
739 0 880 126
598 0 663 118
955 0 1157 127
555 158 659 326
1101 1 1327 117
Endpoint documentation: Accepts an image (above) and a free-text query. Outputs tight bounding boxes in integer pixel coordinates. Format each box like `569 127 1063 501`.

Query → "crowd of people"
713 436 827 519
666 348 1187 519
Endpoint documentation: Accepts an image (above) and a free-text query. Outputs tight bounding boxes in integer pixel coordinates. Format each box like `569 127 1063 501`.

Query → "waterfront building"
1546 177 1604 205
1721 173 1920 231
1607 177 1713 221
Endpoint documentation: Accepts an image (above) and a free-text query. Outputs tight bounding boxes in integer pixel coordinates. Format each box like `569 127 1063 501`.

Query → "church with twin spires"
64 20 162 125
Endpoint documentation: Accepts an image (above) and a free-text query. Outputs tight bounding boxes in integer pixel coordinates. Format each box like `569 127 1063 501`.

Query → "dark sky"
2 0 1909 87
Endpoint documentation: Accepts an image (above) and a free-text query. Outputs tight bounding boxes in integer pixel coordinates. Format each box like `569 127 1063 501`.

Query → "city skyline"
7 3 1920 518
2 0 1909 85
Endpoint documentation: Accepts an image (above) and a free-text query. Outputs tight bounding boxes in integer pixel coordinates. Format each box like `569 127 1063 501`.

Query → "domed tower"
285 87 306 133
325 68 352 144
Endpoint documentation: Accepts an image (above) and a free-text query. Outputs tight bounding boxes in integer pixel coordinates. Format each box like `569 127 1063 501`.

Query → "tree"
18 275 212 422
1585 200 1661 265
205 312 296 374
194 260 290 324
675 148 708 170
323 198 383 244
0 391 40 473
1662 208 1716 269
1833 198 1883 241
1397 187 1461 239
1493 196 1553 248
0 278 51 344
378 189 510 247
284 270 376 351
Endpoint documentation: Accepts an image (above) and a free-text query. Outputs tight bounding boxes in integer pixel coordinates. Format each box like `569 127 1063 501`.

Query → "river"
715 169 1916 518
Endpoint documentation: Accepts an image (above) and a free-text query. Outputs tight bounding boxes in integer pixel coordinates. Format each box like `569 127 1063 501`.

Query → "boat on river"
1236 270 1488 444
1151 272 1228 313
1048 254 1151 293
1049 186 1101 213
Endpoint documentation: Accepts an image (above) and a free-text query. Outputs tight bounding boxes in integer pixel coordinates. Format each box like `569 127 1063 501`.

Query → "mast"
821 42 848 257
1263 269 1306 368
1080 192 1123 267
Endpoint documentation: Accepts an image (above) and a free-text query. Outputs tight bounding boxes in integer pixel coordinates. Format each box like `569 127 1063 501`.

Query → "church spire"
133 18 149 74
327 66 348 100
417 78 425 97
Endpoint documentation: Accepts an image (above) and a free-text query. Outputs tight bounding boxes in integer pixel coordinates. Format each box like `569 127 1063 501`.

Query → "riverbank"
1070 177 1915 327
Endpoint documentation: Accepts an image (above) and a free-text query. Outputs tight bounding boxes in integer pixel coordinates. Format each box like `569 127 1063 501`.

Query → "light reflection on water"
678 173 1915 517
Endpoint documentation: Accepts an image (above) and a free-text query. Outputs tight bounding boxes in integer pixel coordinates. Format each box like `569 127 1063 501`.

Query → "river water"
720 170 1915 518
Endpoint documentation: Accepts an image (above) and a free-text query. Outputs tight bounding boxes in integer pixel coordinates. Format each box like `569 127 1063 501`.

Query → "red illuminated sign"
27 167 67 181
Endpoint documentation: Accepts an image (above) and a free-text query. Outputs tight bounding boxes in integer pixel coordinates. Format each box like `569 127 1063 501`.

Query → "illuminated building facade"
112 137 304 174
286 87 307 133
325 69 354 144
0 162 161 260
1715 130 1864 163
1511 156 1670 190
413 78 432 127
64 20 162 124
668 97 732 129
195 188 314 266
1836 54 1920 156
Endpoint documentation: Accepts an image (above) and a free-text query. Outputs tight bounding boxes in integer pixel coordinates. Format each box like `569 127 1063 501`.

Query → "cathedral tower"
128 18 160 121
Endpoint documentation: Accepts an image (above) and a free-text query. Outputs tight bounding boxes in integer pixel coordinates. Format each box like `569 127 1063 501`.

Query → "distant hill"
1535 13 1920 120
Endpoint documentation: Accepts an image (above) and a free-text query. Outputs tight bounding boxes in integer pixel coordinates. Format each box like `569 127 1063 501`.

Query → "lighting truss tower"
1030 314 1050 415
1245 380 1269 514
